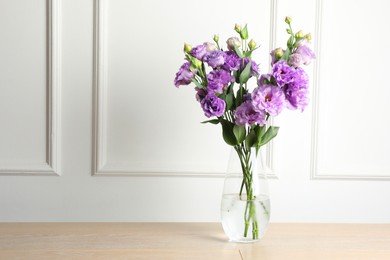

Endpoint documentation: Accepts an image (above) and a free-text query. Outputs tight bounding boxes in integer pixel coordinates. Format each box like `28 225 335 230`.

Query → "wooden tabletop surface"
0 223 389 259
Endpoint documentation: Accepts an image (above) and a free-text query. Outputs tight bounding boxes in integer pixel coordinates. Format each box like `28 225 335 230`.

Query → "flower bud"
239 24 249 40
295 30 304 38
184 42 192 53
226 37 241 51
248 39 256 50
204 42 217 52
285 16 292 24
213 34 219 43
192 58 202 69
234 24 242 33
305 33 312 41
274 48 284 59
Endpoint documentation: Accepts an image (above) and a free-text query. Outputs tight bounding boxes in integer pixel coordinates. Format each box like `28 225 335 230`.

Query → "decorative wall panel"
93 0 277 177
0 0 61 176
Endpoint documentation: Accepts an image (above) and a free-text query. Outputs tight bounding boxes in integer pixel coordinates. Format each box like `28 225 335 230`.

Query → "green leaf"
259 126 279 147
256 125 266 140
235 86 248 108
233 125 246 144
220 119 237 146
233 46 245 58
240 24 249 40
226 92 234 110
236 87 243 107
191 79 204 89
233 71 239 83
244 46 260 58
227 82 235 94
280 48 291 61
287 35 294 48
247 125 265 148
239 61 252 84
201 119 219 124
245 128 257 148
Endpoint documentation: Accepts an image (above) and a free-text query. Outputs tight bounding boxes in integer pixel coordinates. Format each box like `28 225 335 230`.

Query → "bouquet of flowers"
174 17 315 240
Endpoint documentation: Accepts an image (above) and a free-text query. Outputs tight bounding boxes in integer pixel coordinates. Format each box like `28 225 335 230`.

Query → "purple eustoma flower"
294 39 316 65
234 102 267 126
270 49 278 66
190 44 207 61
252 85 285 116
222 51 241 71
284 67 309 111
288 53 303 68
206 69 234 93
174 62 196 87
204 50 225 68
291 67 309 89
270 48 284 66
284 86 309 112
242 93 252 103
258 74 272 86
272 60 294 87
242 58 260 77
201 93 226 118
195 87 207 102
251 61 260 77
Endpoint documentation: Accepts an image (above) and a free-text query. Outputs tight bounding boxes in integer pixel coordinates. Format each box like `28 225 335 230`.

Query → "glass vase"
221 146 270 243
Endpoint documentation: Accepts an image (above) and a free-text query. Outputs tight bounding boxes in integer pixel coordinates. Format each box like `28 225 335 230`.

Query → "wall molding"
92 0 278 178
265 0 278 176
0 0 61 176
309 0 322 180
309 0 390 181
93 0 109 176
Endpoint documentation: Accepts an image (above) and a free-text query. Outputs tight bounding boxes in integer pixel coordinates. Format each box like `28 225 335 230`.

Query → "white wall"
0 0 389 223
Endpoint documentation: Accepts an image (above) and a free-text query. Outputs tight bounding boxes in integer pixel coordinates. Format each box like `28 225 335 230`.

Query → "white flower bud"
226 37 241 51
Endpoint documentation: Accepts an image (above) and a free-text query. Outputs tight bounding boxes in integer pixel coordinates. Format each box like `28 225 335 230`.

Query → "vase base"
228 238 261 243
221 193 270 243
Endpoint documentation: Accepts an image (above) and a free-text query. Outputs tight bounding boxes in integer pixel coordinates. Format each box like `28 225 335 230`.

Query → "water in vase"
221 193 270 242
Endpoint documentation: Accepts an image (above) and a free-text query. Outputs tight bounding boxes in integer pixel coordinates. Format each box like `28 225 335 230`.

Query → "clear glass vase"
221 146 270 243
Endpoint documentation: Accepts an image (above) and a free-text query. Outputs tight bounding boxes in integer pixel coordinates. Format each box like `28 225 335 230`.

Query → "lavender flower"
292 67 309 89
206 69 234 93
204 50 225 68
258 74 272 86
222 51 241 71
252 85 285 116
284 87 309 112
288 53 303 68
190 42 219 61
284 67 309 111
250 60 260 77
243 93 252 102
269 49 277 66
242 58 260 77
294 39 316 65
201 93 226 117
270 48 284 66
174 62 196 87
190 44 207 61
195 87 207 102
272 60 294 87
235 102 267 126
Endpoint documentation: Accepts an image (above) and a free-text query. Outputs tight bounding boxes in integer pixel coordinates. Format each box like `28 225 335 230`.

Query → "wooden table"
0 223 389 259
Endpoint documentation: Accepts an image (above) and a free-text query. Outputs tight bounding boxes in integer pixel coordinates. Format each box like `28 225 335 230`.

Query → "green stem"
235 145 259 240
